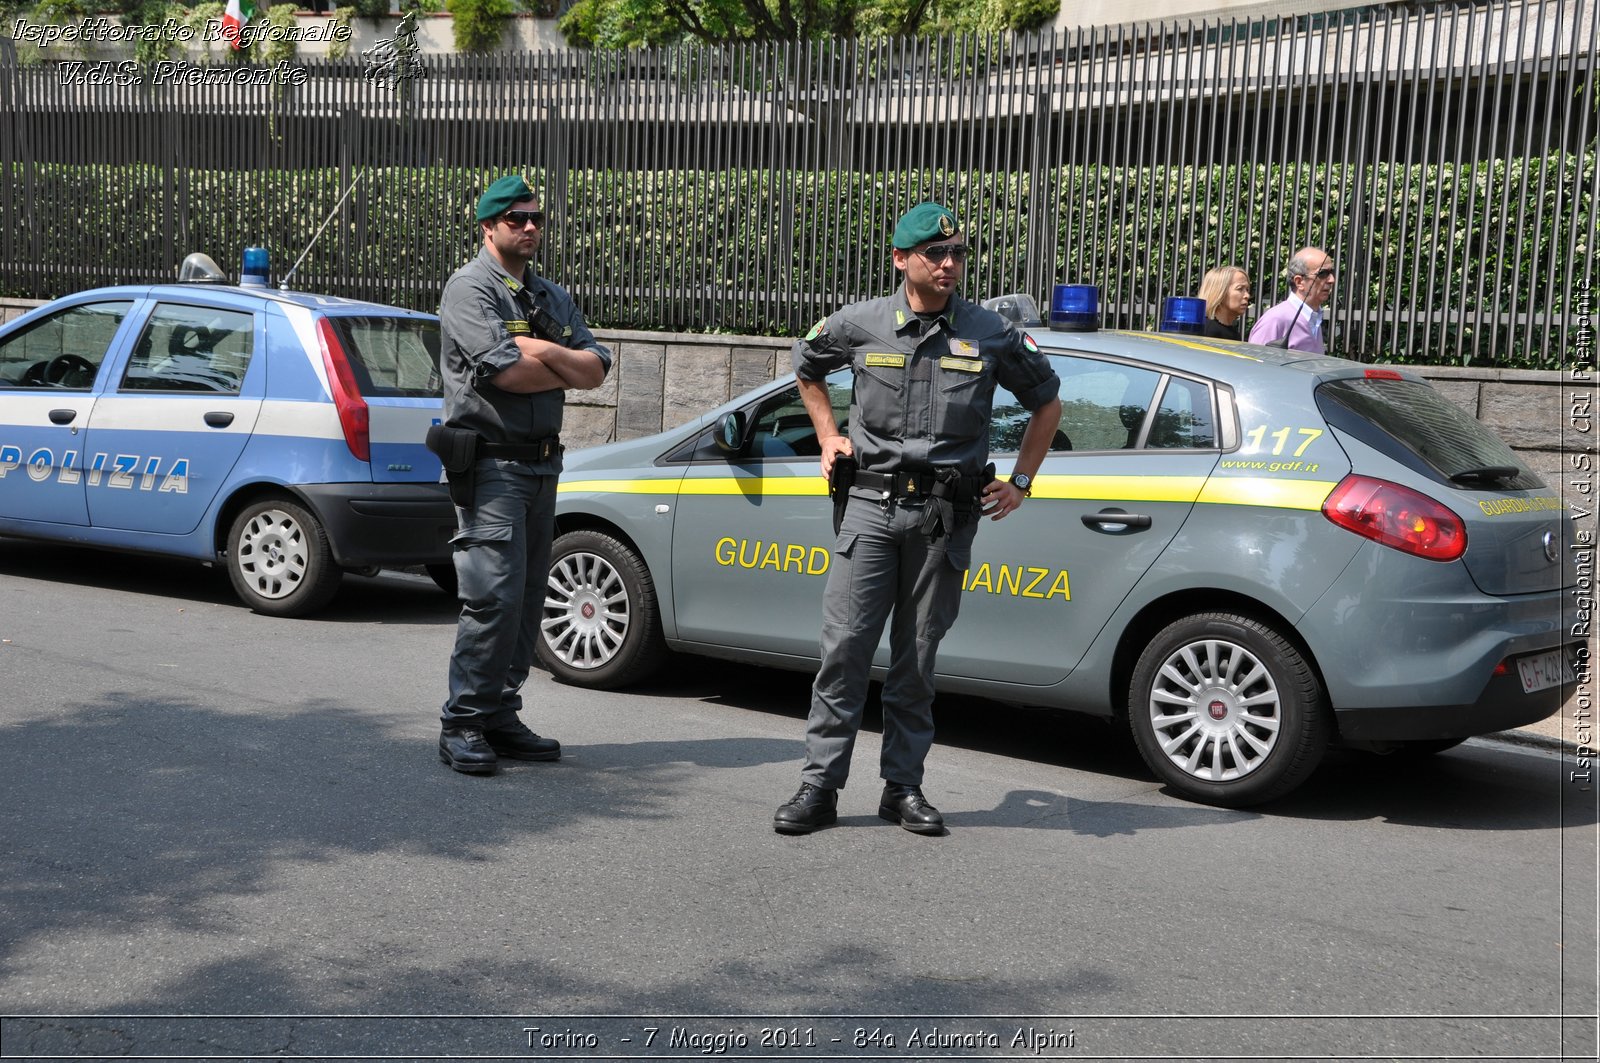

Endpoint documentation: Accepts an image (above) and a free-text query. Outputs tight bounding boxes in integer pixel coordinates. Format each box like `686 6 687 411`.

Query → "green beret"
892 202 959 249
476 174 535 222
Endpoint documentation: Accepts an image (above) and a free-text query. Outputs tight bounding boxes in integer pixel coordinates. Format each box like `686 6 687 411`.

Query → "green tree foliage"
558 0 1058 49
446 0 513 52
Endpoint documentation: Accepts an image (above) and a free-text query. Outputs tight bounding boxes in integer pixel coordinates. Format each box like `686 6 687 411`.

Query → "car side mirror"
714 410 749 454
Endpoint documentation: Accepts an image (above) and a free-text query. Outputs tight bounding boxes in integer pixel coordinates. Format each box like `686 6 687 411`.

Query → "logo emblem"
1543 530 1558 563
362 10 428 91
1208 700 1228 721
938 214 956 237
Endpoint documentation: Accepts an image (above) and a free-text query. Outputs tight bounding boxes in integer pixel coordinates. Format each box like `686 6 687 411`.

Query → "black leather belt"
480 436 561 462
853 467 981 500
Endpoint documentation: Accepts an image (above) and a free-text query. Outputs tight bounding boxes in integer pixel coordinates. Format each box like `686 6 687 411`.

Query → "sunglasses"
917 243 969 264
502 210 545 228
1313 267 1336 279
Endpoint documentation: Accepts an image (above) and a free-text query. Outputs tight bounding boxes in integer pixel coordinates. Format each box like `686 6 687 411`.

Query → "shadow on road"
0 538 457 624
622 657 1592 833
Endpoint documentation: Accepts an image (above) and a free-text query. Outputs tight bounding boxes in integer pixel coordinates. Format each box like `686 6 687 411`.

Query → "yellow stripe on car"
1031 474 1207 503
1199 477 1338 510
559 476 828 497
561 474 1335 510
1140 334 1263 360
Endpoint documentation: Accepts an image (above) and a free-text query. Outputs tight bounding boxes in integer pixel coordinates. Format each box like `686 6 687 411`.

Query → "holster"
426 424 479 509
829 455 857 535
918 462 994 540
918 467 962 541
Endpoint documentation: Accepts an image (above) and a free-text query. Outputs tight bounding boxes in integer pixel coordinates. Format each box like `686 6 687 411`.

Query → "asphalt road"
0 542 1596 1061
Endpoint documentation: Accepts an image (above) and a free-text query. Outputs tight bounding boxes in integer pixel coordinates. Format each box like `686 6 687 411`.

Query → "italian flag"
221 0 257 50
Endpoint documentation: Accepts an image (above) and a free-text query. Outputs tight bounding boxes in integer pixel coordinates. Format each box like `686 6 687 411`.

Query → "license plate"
1518 650 1574 693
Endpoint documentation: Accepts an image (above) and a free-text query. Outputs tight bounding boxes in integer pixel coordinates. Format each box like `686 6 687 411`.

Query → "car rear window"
1315 377 1543 490
332 317 441 398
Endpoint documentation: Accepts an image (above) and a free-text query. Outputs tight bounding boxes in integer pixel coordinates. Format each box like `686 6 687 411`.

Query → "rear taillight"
1322 474 1467 561
316 318 370 462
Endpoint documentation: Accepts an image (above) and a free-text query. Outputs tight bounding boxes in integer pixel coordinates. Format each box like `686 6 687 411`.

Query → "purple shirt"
1247 296 1326 353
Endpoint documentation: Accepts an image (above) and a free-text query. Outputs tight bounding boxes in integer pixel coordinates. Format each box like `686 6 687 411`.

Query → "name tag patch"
940 356 984 373
505 320 531 334
864 353 906 368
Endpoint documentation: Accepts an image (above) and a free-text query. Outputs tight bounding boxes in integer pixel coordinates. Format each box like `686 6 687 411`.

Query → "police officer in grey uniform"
774 202 1063 834
435 174 613 775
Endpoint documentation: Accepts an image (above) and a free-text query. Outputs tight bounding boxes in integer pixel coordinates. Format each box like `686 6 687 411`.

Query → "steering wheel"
44 353 96 387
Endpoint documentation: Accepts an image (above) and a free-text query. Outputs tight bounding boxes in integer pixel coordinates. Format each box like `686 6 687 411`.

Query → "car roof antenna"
278 168 368 292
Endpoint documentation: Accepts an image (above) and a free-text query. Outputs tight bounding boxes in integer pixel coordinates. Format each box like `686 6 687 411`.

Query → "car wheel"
1128 612 1329 807
425 562 458 598
226 499 342 617
538 529 666 688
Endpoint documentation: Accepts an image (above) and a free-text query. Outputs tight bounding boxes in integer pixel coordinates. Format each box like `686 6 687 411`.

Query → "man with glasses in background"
433 174 612 775
1248 246 1337 352
773 202 1062 835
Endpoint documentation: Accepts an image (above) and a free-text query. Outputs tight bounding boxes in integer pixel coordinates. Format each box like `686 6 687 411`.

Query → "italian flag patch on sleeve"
804 318 826 341
1022 333 1040 353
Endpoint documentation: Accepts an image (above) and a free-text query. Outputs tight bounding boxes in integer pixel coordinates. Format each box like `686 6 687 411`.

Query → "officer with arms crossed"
434 174 612 774
775 202 1063 835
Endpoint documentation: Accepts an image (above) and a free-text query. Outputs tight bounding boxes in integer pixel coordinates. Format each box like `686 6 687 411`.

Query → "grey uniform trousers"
802 494 977 790
440 458 557 731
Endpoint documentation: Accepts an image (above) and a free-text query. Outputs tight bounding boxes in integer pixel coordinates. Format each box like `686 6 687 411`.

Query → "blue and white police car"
0 252 453 616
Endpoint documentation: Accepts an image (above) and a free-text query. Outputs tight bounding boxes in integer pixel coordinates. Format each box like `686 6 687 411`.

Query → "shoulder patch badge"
1022 333 1040 354
805 318 827 341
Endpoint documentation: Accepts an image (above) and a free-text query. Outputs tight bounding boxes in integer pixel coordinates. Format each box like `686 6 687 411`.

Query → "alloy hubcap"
543 551 630 669
1148 637 1282 781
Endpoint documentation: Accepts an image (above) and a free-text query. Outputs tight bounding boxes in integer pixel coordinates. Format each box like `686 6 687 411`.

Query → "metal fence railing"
1 0 1595 365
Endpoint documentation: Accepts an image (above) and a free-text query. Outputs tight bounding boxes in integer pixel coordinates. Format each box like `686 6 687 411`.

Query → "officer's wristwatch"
1010 472 1033 497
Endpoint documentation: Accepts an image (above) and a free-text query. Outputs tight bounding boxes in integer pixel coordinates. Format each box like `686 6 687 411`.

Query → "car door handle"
1081 508 1152 531
203 411 235 428
48 408 77 425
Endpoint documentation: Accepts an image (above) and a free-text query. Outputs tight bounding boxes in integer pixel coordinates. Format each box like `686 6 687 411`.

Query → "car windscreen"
1315 377 1543 491
332 317 441 398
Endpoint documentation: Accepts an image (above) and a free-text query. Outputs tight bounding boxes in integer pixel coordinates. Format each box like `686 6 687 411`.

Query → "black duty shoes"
773 782 838 834
439 728 498 775
485 720 562 761
878 783 945 834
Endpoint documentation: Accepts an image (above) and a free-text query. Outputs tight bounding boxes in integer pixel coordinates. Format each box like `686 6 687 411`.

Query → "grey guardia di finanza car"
537 324 1580 806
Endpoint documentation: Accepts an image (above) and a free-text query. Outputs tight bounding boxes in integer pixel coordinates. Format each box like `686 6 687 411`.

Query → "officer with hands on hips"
434 174 612 775
774 202 1063 835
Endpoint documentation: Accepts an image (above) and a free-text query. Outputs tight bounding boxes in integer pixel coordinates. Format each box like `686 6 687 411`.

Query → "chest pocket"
934 352 993 440
855 351 907 439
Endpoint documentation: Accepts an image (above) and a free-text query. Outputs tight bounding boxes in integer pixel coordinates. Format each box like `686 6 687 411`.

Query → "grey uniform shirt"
792 286 1060 481
438 246 613 473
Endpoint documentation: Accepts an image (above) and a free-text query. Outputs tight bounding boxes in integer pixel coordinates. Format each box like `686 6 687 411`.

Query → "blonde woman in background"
1198 264 1251 341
